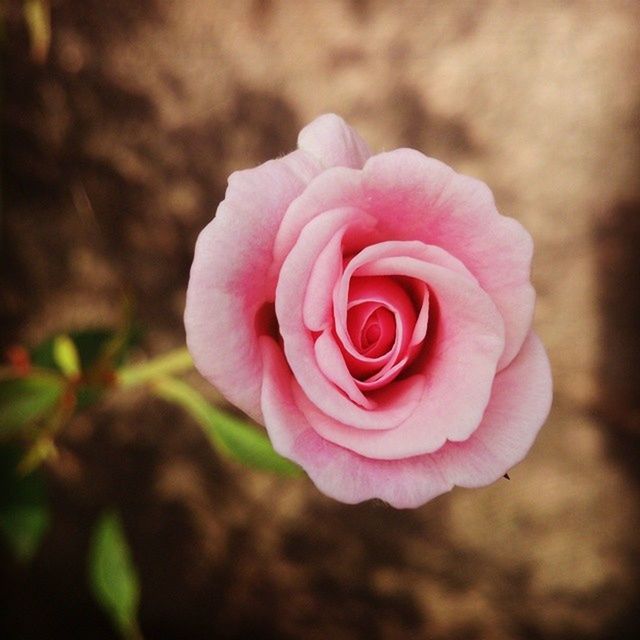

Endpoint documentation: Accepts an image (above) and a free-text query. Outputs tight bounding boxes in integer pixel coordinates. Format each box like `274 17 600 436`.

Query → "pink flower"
185 114 552 508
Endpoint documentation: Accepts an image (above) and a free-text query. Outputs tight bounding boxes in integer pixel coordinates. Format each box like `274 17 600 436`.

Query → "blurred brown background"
2 1 640 638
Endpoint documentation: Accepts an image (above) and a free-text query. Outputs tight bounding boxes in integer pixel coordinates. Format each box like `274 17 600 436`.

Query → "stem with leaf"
117 348 194 388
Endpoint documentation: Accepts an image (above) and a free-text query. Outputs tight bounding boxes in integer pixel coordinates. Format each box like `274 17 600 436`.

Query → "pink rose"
185 114 552 508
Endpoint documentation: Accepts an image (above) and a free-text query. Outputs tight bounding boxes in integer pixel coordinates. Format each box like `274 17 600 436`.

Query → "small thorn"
503 473 511 480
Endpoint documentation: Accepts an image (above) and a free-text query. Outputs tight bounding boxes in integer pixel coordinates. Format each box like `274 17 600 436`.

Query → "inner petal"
299 257 506 459
363 307 395 354
363 321 380 347
337 275 421 389
276 207 423 430
347 303 396 357
338 276 416 361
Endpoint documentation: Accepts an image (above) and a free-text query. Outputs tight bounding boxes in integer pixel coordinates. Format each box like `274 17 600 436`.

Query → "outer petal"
298 113 372 170
362 150 535 369
434 331 553 487
272 167 364 277
260 331 551 509
260 336 453 508
184 150 323 421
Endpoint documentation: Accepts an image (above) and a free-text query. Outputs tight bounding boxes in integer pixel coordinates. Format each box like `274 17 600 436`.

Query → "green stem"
152 376 302 476
117 347 193 388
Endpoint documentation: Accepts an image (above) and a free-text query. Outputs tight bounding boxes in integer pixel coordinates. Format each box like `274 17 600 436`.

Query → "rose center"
363 321 380 347
347 304 396 357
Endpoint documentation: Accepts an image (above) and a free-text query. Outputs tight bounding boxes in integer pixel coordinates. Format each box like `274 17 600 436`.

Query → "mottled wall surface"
3 1 640 639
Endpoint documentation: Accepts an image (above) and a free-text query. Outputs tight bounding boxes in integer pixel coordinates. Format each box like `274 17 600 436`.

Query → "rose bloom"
185 114 552 508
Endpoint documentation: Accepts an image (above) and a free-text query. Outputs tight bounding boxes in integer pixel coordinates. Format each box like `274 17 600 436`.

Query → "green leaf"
1 503 49 562
18 436 57 475
0 444 50 562
90 511 140 639
153 377 302 477
0 374 63 437
52 335 81 378
31 327 139 374
23 0 51 63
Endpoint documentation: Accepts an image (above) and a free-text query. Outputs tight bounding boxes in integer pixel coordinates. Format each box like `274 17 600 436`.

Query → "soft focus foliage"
3 1 640 637
153 376 301 476
0 446 49 563
89 511 140 639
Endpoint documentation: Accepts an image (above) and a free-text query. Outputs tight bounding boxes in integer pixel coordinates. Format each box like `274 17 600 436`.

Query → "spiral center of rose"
334 274 428 391
347 304 396 357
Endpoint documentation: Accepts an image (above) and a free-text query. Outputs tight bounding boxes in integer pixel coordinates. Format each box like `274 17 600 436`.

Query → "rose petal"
341 302 397 379
314 329 373 409
409 282 429 348
300 256 505 459
334 241 475 345
303 227 345 332
185 150 323 421
434 331 553 487
362 149 534 369
260 330 551 508
336 276 415 383
276 207 425 429
350 355 409 391
260 336 452 508
298 113 372 170
273 166 364 275
273 153 534 370
346 277 415 349
346 302 394 356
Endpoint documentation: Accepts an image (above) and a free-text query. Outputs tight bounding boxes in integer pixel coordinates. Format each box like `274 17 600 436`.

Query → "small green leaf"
1 503 49 562
18 436 57 475
0 445 50 563
153 377 302 476
90 511 140 639
31 327 139 375
23 0 51 63
52 335 81 378
0 374 63 437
